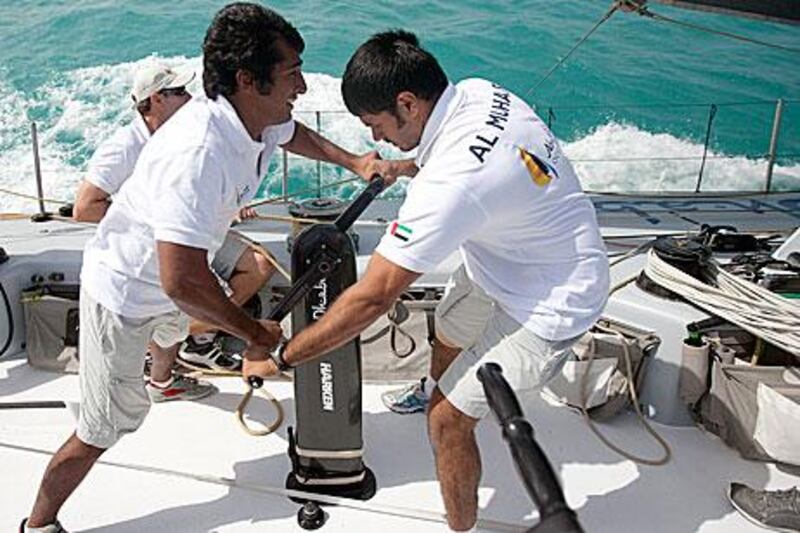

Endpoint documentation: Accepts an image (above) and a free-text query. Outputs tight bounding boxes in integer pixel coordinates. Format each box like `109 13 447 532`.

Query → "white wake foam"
0 57 797 213
564 122 800 193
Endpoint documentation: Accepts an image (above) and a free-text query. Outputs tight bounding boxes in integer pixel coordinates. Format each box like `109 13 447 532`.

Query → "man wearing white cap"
74 62 273 400
74 62 196 223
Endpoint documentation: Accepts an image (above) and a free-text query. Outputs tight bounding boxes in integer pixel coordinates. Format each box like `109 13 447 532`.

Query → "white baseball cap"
131 62 195 105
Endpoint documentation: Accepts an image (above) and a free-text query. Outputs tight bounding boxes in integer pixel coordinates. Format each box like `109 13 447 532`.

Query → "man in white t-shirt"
74 62 273 375
243 31 609 532
23 5 387 532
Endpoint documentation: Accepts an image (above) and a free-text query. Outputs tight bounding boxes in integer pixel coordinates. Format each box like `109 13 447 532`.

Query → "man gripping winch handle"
244 175 387 389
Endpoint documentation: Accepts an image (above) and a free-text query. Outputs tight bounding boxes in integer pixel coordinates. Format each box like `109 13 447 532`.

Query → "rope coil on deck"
644 249 800 356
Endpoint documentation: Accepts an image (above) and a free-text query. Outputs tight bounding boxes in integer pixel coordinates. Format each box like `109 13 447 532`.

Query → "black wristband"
270 337 292 372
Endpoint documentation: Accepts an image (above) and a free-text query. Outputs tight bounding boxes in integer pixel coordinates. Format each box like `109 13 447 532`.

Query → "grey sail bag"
698 361 800 466
21 284 80 373
544 318 660 419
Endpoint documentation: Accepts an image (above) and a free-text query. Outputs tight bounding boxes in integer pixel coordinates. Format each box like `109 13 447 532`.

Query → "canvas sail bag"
543 319 660 419
698 362 800 466
21 284 80 373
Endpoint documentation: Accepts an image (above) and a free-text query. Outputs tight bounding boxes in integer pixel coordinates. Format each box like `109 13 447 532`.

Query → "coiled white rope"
644 249 800 356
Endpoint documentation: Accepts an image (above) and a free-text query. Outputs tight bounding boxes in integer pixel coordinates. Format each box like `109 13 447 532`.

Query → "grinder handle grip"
334 175 385 232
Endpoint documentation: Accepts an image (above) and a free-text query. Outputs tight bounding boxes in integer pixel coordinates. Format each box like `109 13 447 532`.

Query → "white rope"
644 249 800 356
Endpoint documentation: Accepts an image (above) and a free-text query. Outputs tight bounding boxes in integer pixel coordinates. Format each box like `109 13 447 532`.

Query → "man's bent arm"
283 253 420 366
157 241 279 350
73 181 111 222
284 122 371 179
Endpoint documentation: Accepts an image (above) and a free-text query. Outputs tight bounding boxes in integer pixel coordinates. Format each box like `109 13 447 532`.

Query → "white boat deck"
1 352 798 532
1 191 799 532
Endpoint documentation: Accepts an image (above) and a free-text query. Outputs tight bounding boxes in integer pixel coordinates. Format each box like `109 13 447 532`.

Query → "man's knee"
234 249 273 283
252 251 274 281
63 433 107 460
427 391 477 448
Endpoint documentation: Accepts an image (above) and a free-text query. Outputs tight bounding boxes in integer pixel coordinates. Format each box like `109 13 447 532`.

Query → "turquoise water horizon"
0 0 798 211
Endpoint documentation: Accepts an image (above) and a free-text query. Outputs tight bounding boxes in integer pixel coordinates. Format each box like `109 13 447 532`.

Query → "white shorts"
211 230 250 281
76 289 188 448
436 266 579 419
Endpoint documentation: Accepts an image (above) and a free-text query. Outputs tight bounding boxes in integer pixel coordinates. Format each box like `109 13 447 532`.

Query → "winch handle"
334 175 385 232
478 363 584 533
247 175 385 390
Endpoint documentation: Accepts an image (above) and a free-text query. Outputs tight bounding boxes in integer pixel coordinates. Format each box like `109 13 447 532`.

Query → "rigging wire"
525 2 621 98
621 1 800 53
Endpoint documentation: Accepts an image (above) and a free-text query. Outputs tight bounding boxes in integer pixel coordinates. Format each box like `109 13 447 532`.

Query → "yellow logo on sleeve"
518 147 558 187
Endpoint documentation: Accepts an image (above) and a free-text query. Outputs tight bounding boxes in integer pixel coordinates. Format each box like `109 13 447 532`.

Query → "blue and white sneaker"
381 377 430 414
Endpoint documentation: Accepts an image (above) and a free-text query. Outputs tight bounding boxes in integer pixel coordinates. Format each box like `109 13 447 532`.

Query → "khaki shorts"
436 266 579 419
76 289 188 448
211 230 250 281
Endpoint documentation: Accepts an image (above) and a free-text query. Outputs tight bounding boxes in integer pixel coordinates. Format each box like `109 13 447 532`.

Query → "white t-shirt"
376 79 609 341
81 96 295 317
85 113 150 195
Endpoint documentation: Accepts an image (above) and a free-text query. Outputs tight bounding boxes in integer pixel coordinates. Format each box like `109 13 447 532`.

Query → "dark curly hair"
202 3 304 99
342 30 447 116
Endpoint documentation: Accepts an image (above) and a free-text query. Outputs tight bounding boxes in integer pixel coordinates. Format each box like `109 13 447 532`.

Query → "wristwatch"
270 336 292 372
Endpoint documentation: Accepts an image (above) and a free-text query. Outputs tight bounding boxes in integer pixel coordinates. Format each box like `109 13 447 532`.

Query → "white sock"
192 332 216 344
23 519 62 532
149 375 174 388
422 375 437 397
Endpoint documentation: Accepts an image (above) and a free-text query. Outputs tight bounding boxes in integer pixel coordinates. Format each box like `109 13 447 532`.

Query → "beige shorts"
76 289 188 448
435 266 579 419
211 230 250 281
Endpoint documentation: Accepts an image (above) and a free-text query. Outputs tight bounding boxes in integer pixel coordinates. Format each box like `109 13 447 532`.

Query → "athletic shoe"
146 375 217 403
381 377 430 414
178 336 242 372
19 518 68 532
728 482 800 532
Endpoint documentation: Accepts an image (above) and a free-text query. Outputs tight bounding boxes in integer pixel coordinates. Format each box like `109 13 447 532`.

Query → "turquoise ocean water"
0 0 798 212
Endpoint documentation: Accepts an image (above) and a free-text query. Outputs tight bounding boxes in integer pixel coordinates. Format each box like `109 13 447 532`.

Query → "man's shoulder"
93 120 146 158
146 99 218 157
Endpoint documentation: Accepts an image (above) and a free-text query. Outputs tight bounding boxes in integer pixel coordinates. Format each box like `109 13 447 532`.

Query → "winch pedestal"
285 221 375 500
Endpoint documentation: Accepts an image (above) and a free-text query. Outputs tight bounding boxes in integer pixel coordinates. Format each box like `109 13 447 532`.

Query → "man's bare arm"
73 181 111 222
157 241 281 353
283 122 374 178
283 122 419 186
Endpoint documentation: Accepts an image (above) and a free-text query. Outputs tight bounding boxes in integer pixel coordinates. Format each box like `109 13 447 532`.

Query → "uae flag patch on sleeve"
390 221 413 242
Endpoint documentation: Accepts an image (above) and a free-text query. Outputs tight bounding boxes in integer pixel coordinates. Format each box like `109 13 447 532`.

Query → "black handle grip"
478 363 583 533
247 177 385 391
334 175 385 232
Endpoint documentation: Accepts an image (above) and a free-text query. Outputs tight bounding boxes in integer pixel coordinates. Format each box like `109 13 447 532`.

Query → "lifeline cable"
0 441 523 532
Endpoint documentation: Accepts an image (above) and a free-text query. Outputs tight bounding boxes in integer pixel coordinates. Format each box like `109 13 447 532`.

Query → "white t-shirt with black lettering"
81 96 295 317
376 79 609 341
